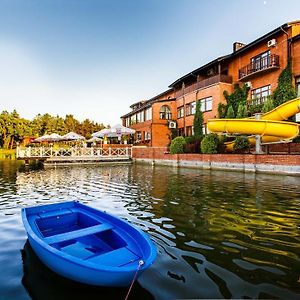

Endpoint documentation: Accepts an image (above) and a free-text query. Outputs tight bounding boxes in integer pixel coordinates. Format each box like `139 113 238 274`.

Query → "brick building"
121 21 300 147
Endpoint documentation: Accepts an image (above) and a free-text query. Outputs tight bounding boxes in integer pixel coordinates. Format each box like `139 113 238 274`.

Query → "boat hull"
22 201 157 287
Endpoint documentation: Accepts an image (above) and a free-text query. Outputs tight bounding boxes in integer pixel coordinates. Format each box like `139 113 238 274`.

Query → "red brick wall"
292 38 300 77
132 146 300 166
228 31 289 92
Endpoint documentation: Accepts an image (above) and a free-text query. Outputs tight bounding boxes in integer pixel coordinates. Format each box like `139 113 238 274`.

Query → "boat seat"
44 223 113 245
87 247 140 267
38 208 73 219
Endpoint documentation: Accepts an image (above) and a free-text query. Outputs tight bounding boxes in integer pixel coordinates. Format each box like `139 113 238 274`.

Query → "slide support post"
254 113 264 154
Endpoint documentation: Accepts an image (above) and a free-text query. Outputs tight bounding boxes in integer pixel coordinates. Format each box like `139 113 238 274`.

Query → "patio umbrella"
92 124 135 138
92 128 111 138
61 132 85 141
86 136 102 143
33 133 62 143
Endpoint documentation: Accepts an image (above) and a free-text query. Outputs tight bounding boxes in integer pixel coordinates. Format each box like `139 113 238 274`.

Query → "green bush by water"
170 136 186 154
201 134 220 154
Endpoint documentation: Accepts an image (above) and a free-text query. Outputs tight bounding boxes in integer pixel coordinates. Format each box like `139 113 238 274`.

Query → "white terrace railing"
16 146 132 159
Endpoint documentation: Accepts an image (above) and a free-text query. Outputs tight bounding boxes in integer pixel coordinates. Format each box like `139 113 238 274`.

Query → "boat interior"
31 207 141 267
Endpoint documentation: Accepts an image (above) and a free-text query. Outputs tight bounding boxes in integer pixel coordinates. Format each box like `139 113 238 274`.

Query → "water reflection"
21 241 154 300
0 162 299 299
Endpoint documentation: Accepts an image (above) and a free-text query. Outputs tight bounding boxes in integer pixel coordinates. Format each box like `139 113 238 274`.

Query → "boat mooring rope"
124 260 144 300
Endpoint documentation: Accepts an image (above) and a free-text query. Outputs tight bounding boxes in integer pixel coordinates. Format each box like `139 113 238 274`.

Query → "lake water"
0 160 300 299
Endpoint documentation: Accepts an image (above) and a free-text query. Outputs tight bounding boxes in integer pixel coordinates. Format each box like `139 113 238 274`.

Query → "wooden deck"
16 146 132 165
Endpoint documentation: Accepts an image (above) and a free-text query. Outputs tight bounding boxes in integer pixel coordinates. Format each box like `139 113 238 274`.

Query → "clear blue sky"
0 0 299 125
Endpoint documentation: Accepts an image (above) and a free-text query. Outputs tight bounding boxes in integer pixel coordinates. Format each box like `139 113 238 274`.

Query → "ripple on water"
0 162 300 299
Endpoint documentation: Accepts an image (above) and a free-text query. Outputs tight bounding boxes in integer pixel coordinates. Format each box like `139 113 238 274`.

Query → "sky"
0 0 300 126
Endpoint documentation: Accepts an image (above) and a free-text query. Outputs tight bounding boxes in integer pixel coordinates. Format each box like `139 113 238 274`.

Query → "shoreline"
132 147 300 176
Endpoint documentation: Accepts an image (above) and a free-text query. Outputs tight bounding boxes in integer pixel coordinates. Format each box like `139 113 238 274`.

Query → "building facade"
121 21 300 147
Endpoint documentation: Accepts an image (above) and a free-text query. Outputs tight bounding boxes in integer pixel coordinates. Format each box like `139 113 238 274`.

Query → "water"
0 160 300 300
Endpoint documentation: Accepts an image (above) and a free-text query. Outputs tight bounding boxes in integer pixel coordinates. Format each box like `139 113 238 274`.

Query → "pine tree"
236 103 248 118
193 100 204 139
225 105 235 118
273 59 297 107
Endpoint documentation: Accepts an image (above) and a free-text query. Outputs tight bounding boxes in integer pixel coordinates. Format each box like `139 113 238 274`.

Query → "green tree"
65 114 80 133
193 100 204 139
236 103 248 118
225 105 235 118
273 59 297 107
262 96 275 113
222 83 250 118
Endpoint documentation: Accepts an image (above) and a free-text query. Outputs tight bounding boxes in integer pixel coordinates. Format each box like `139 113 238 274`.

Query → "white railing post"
108 147 111 156
125 147 128 157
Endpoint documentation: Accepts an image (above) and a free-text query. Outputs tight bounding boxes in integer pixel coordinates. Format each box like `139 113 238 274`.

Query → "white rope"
124 260 144 300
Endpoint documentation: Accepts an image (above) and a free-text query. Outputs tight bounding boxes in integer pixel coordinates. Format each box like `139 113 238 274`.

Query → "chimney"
233 42 246 52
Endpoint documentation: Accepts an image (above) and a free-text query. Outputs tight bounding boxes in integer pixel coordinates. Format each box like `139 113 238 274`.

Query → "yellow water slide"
207 97 300 151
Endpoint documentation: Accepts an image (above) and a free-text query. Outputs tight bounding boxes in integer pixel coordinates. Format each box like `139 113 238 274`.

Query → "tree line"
0 111 106 149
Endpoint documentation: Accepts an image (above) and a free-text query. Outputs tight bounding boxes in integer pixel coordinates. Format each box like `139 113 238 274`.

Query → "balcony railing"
239 54 280 81
175 74 232 98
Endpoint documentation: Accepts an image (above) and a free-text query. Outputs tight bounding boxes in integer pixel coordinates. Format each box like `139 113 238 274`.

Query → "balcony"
239 54 280 81
175 74 232 98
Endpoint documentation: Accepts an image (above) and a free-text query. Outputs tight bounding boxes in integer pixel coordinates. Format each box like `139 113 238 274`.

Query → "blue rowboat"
21 201 157 287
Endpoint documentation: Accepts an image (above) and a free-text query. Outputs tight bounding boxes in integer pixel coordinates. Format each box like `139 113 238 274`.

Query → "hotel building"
121 21 300 147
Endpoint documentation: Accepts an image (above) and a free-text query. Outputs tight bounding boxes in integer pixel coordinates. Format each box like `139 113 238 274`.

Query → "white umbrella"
86 136 102 143
62 132 85 141
33 133 62 142
93 124 135 138
92 128 111 138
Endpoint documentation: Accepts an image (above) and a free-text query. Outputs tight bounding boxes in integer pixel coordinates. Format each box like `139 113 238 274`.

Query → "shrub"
225 105 235 118
248 103 264 115
262 96 275 113
233 136 250 153
223 83 250 116
218 103 227 118
236 103 248 118
170 136 186 154
201 134 220 154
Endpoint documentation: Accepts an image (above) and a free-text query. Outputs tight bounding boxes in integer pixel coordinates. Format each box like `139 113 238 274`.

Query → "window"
296 76 300 97
136 131 142 141
251 50 270 71
136 111 144 123
159 105 172 120
145 107 152 121
130 114 136 125
145 132 151 140
186 101 196 115
186 126 194 136
251 85 271 105
202 124 210 135
200 97 213 112
177 106 184 118
178 127 184 136
125 117 130 127
136 112 141 123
